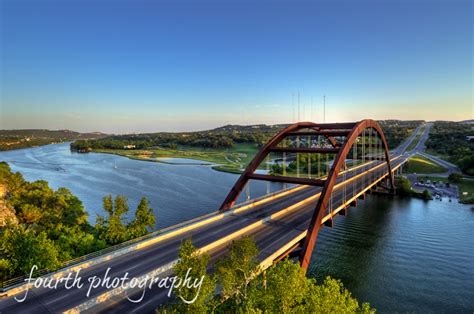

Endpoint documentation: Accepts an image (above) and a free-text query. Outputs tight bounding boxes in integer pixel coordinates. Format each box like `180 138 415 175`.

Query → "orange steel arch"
299 119 394 270
218 119 395 271
218 121 354 211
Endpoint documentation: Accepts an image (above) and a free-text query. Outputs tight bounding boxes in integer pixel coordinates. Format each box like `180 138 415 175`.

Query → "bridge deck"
0 156 406 313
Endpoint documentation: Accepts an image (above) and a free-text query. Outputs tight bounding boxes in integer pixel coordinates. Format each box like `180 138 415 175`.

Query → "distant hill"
459 119 474 124
70 120 423 152
211 124 287 132
0 129 107 151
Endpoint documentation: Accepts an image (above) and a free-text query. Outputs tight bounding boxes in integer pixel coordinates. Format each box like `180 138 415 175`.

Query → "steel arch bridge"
219 119 395 271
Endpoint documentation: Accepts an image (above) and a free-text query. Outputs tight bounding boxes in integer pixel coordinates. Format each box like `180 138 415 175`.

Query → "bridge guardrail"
0 184 301 292
1 157 395 292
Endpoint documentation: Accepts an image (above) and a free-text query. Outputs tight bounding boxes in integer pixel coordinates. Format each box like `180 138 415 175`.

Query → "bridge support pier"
338 207 348 216
324 218 334 227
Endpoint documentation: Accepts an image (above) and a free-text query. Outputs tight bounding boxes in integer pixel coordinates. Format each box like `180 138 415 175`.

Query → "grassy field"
96 143 260 174
406 125 425 152
405 154 447 174
418 175 474 204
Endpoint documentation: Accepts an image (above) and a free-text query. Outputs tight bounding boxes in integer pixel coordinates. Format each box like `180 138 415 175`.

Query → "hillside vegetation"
425 121 474 175
163 236 375 313
72 120 422 151
0 129 106 151
70 121 422 173
0 162 155 284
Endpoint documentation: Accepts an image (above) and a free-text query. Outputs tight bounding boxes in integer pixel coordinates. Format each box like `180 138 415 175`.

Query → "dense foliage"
395 175 432 200
0 162 155 282
71 121 421 152
448 172 463 183
96 195 156 245
425 121 474 175
71 125 285 151
164 236 374 313
172 239 216 311
0 129 106 151
378 120 423 149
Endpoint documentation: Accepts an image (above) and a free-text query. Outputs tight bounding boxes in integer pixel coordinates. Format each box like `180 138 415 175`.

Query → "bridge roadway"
98 158 407 313
0 153 406 313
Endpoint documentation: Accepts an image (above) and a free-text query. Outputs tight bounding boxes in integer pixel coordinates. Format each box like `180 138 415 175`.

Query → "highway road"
97 159 406 313
0 129 417 313
410 122 430 154
408 122 461 174
395 123 423 155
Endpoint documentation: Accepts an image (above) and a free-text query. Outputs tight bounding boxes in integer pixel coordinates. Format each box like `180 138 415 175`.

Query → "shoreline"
91 149 245 174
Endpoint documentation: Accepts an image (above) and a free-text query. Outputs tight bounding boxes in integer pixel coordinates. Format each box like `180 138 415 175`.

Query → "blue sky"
1 0 472 133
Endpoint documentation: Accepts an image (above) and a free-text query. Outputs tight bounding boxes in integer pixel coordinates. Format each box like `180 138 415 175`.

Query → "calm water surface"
310 196 474 312
1 143 473 312
0 143 278 227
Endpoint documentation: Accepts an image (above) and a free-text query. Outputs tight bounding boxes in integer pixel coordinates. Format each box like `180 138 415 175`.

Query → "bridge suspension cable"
218 120 395 272
266 154 270 195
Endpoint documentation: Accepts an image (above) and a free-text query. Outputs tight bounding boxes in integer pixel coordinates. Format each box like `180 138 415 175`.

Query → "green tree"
0 164 113 282
0 226 61 275
0 258 12 282
303 275 374 313
422 189 432 200
458 155 474 175
18 203 42 224
55 225 107 260
270 163 283 175
448 172 463 183
173 238 216 312
96 194 129 245
248 258 311 312
128 197 155 238
165 237 375 313
395 176 412 195
215 236 260 307
53 187 88 226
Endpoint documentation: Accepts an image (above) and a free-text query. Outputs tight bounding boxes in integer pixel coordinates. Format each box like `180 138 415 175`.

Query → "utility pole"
323 94 326 123
303 95 305 121
298 91 300 122
292 92 295 123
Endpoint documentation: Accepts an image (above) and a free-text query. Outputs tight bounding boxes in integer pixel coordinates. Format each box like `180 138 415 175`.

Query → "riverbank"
417 175 474 204
0 130 106 151
93 143 260 174
1 143 473 311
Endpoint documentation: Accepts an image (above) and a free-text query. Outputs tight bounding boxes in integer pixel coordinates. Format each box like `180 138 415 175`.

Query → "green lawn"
405 154 447 174
96 143 260 174
418 175 474 204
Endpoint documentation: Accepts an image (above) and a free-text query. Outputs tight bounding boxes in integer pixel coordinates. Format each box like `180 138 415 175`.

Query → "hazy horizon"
1 0 472 133
2 118 474 136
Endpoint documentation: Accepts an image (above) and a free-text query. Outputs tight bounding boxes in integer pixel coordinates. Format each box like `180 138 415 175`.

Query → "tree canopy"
165 236 375 313
0 162 156 282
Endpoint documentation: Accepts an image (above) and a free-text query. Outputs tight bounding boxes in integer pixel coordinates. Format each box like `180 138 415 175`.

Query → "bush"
164 237 375 313
448 173 463 183
422 189 432 200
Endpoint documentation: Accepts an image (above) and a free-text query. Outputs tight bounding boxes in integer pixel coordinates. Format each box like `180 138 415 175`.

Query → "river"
0 143 473 312
0 143 279 227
